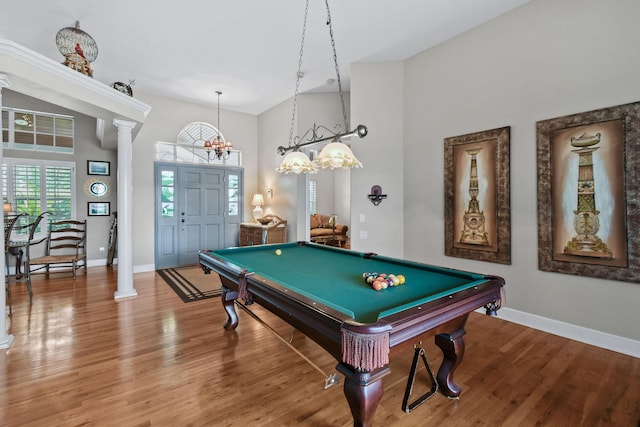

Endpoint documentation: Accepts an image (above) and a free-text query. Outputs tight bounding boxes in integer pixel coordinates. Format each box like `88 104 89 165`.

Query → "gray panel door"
155 162 243 269
178 167 225 265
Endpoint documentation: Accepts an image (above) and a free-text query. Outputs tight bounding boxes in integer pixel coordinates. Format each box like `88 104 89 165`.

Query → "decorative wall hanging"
367 185 387 206
536 101 640 283
84 178 111 198
87 160 110 176
88 202 110 216
56 21 98 77
444 126 511 265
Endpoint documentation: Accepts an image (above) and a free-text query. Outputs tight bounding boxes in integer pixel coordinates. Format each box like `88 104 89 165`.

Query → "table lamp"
251 194 264 221
3 202 14 215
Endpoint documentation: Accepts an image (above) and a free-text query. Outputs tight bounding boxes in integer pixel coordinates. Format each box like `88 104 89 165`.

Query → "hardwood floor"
1 267 639 426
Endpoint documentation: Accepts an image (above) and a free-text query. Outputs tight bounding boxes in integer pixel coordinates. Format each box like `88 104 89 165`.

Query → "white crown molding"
0 38 150 138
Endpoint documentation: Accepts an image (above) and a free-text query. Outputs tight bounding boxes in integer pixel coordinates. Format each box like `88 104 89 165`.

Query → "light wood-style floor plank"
1 267 638 426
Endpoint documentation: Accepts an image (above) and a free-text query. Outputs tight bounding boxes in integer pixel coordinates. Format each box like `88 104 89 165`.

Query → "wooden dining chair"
28 219 87 278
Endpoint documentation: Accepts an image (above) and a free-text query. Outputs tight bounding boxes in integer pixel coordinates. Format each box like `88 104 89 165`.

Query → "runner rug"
157 265 222 302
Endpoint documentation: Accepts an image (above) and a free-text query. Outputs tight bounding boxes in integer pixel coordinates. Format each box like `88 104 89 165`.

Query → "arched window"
155 122 241 166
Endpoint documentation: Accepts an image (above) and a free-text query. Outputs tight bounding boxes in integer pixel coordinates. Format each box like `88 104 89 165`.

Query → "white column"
0 74 15 349
113 119 138 300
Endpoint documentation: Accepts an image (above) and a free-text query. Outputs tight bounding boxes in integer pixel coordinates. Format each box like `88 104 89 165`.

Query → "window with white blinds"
1 108 74 153
45 165 73 216
3 158 76 237
309 179 317 215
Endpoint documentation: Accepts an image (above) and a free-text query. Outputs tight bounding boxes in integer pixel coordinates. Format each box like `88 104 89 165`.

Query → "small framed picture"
88 202 110 216
87 160 110 176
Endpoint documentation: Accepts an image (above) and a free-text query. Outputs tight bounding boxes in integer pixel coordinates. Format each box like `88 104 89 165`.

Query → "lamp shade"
276 151 318 174
3 202 13 214
316 142 362 169
251 194 264 207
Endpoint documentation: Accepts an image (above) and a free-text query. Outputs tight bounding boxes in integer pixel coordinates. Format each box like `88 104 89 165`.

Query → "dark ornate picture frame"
444 126 511 264
536 101 640 283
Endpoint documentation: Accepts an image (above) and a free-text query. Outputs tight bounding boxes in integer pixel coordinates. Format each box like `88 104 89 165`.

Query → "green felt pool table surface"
208 242 490 323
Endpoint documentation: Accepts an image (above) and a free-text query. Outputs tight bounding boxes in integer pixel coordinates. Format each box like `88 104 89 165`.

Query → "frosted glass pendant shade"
276 151 318 174
316 142 362 169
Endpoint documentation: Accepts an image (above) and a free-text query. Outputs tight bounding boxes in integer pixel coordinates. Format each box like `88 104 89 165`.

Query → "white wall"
350 61 405 258
399 0 640 340
132 92 258 267
257 97 299 238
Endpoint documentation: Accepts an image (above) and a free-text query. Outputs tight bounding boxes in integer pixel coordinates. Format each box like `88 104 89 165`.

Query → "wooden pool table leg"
434 328 466 397
336 363 390 427
221 286 239 330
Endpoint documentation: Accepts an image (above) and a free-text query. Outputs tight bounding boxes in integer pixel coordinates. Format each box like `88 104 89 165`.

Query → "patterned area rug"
157 265 222 302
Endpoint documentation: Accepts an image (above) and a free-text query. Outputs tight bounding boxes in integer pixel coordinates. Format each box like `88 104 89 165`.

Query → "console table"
239 215 286 246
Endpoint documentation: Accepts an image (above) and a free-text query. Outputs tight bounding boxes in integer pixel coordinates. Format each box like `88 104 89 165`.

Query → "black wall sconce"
367 185 387 206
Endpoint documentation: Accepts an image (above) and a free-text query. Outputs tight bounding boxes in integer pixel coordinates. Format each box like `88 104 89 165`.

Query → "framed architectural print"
536 101 640 283
444 126 511 264
88 202 110 216
87 160 110 176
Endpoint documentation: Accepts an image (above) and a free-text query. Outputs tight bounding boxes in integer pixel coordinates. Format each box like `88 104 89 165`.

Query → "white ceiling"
0 0 529 115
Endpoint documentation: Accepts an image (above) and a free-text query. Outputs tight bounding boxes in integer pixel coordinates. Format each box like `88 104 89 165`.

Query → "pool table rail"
385 275 504 350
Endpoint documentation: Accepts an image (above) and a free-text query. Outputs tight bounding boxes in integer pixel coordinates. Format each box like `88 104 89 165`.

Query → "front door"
155 162 243 269
178 166 224 265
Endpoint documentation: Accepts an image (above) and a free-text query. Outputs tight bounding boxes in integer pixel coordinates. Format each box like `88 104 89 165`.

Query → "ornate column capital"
112 118 137 130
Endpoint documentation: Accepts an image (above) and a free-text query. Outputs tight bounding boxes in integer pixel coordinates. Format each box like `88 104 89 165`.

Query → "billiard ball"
275 249 282 256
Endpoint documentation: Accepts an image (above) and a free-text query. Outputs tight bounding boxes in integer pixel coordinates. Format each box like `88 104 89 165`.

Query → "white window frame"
2 107 75 154
309 179 317 215
3 157 76 240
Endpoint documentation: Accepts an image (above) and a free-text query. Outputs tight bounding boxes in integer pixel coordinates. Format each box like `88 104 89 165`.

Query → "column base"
114 289 138 300
0 334 15 349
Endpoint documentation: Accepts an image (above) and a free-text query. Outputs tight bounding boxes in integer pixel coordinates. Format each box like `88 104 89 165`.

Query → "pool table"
199 242 505 427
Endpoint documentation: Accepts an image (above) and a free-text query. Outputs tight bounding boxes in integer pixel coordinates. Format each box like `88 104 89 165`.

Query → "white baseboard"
491 307 640 358
134 264 155 273
87 258 111 268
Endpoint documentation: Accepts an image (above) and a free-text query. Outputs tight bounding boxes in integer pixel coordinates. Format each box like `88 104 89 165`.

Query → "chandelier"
276 0 367 174
204 91 233 162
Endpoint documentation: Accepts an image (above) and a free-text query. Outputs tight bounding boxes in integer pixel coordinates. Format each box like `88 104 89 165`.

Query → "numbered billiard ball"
275 249 282 256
